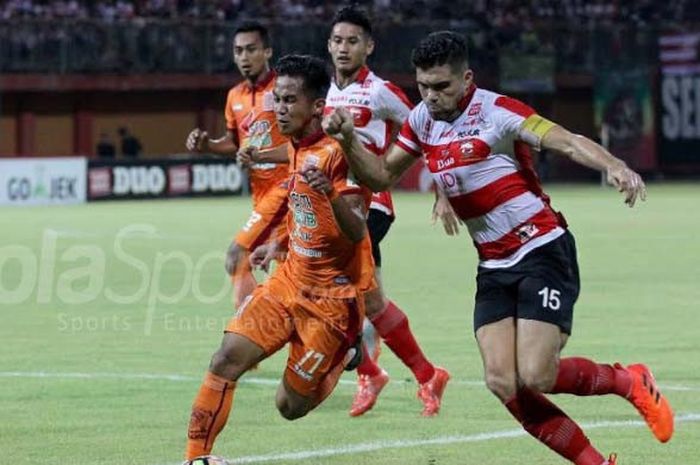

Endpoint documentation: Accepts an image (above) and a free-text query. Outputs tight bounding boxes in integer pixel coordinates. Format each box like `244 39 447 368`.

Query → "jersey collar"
293 128 325 149
457 83 477 113
334 65 370 87
246 69 276 92
355 65 370 84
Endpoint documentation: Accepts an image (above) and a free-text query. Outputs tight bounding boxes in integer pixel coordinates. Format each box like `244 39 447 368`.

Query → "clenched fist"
322 107 355 142
186 128 210 153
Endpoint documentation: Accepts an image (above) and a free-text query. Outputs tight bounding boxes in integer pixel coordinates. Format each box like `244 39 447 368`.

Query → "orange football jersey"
224 70 289 204
276 130 374 298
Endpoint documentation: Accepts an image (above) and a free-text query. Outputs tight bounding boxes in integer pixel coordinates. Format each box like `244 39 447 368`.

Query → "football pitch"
1 184 699 465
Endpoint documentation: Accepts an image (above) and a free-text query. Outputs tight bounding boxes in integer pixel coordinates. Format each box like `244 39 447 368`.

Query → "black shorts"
367 209 393 267
473 231 580 335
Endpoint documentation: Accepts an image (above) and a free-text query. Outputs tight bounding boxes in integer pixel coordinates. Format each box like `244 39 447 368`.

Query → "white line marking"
0 371 696 392
153 413 700 465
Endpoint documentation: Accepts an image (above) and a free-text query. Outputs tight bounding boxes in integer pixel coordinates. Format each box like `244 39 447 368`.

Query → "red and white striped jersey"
325 66 413 216
396 84 566 269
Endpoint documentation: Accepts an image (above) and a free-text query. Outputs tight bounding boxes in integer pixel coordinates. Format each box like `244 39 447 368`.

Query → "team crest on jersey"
468 102 482 116
262 91 275 111
460 141 474 157
516 223 540 243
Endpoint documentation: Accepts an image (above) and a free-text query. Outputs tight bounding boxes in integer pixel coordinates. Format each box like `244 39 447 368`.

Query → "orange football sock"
185 371 236 460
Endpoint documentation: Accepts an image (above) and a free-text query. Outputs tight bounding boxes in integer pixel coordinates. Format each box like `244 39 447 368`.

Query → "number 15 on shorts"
538 286 561 311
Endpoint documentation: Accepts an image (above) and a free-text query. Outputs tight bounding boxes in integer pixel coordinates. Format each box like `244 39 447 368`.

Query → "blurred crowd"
0 0 695 24
0 0 694 75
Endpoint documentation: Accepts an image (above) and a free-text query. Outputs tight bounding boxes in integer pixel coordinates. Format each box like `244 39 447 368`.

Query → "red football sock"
505 388 606 465
551 357 632 398
370 301 435 384
356 342 383 378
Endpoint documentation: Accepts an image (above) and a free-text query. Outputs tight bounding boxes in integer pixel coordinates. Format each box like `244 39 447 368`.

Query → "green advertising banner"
594 68 657 170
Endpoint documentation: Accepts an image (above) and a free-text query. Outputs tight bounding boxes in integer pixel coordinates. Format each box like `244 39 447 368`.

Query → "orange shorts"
235 183 288 251
225 271 363 397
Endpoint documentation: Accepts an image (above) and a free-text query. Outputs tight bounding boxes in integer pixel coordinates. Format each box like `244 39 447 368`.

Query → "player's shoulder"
482 89 536 118
407 101 430 127
227 80 249 101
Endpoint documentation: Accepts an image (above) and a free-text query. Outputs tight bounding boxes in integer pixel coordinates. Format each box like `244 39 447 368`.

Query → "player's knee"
364 290 386 318
518 361 557 393
484 368 517 401
225 243 245 274
209 347 250 381
275 397 309 421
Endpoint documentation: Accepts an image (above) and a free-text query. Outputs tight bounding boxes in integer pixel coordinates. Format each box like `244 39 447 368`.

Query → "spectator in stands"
118 126 142 158
96 131 116 158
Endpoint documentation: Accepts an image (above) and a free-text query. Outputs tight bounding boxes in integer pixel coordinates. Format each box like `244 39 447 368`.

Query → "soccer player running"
326 6 450 417
324 31 674 465
186 22 289 309
184 54 375 462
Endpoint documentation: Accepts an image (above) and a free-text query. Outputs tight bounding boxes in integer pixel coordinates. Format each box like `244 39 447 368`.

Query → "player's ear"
463 68 474 86
264 47 273 60
366 37 375 57
313 98 326 118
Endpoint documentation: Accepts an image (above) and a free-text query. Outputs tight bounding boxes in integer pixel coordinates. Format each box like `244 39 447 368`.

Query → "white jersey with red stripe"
396 84 567 269
325 66 413 216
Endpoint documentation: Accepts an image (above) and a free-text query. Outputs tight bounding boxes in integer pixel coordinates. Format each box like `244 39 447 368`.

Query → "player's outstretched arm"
540 125 647 207
303 167 367 243
323 107 415 192
186 128 239 157
237 144 289 167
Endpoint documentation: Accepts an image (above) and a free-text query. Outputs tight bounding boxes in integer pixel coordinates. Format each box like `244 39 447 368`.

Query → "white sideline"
159 413 700 465
0 371 697 391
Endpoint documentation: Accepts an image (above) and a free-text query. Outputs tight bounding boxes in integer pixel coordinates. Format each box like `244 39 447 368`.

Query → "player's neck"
335 66 364 90
246 65 271 87
294 119 323 144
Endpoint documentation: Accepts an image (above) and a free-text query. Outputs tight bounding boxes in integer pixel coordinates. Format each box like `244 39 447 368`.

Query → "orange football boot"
622 363 674 442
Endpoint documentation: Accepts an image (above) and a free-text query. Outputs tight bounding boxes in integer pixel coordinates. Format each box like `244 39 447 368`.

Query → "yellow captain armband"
519 114 557 150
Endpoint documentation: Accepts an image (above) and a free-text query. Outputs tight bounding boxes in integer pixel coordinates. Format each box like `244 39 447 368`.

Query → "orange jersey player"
184 55 373 464
186 21 289 309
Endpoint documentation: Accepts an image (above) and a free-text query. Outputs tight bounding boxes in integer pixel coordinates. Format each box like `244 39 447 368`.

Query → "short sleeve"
328 148 363 197
395 117 422 157
224 89 238 132
493 96 536 137
377 81 413 125
494 96 556 149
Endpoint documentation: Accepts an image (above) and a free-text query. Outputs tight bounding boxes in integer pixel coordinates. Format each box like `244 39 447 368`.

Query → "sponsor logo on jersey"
468 102 482 116
233 103 244 111
437 157 455 170
348 97 371 106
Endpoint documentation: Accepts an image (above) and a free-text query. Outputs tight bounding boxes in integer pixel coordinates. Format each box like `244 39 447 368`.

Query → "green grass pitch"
1 184 699 465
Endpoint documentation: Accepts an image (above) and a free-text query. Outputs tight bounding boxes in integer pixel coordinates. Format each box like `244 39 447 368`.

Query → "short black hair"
275 55 330 99
331 5 372 36
411 31 469 71
234 21 270 48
